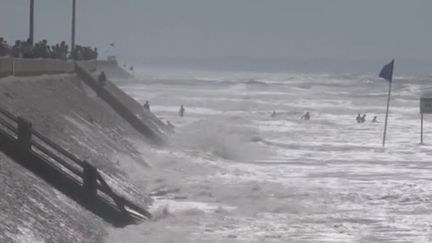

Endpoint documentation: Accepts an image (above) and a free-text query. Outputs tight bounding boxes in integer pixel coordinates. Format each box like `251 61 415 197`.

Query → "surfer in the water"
360 114 366 123
271 111 277 118
356 113 361 123
356 113 366 123
301 111 310 120
179 105 185 117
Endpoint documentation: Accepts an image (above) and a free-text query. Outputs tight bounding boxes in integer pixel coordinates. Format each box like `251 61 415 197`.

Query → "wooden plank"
32 129 85 167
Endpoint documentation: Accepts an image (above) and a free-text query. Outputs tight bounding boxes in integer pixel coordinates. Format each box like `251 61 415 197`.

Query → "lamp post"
29 0 34 45
71 0 76 59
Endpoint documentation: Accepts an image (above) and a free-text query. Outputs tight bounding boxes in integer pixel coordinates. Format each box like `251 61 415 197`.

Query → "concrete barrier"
13 58 74 76
75 62 168 145
96 60 131 79
79 60 97 72
0 57 13 77
0 57 97 77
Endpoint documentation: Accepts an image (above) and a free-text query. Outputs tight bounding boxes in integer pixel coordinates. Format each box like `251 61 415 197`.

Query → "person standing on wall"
143 101 150 111
98 72 107 86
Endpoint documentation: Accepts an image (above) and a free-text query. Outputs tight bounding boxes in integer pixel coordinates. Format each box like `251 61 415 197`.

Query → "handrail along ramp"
0 106 151 227
75 62 168 145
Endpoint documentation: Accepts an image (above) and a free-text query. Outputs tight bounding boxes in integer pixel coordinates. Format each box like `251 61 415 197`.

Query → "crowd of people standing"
0 37 97 60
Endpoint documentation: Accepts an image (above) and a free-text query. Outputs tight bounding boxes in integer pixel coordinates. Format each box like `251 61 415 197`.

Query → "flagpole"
382 76 392 147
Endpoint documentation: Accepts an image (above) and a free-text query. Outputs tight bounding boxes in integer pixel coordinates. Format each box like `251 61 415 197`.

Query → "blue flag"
379 59 394 82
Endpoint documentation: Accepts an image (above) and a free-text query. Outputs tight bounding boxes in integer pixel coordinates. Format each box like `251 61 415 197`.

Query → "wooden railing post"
82 161 98 197
16 117 32 154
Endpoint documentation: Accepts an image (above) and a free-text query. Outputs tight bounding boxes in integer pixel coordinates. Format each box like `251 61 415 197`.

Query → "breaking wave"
171 117 268 161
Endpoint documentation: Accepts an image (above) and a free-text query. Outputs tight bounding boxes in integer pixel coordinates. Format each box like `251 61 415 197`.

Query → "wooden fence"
0 106 151 227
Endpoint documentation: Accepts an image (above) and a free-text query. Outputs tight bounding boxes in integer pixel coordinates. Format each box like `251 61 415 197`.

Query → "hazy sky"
1 0 432 65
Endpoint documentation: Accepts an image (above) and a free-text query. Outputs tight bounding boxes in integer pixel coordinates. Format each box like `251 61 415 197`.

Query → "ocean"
106 68 432 243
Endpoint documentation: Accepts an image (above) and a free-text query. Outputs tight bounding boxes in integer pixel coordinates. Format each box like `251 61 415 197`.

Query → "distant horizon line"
119 57 432 76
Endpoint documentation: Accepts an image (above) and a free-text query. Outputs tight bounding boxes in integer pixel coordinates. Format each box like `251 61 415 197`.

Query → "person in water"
356 113 361 123
143 100 150 111
372 116 378 123
301 111 310 120
360 114 366 123
271 111 277 118
179 105 185 117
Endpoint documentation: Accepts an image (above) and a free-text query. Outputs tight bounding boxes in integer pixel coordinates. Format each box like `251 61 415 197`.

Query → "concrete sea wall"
0 57 97 77
0 59 167 242
97 59 132 79
0 74 152 242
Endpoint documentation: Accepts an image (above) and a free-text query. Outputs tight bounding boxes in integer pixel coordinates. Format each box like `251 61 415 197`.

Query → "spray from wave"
171 116 268 162
104 115 273 243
